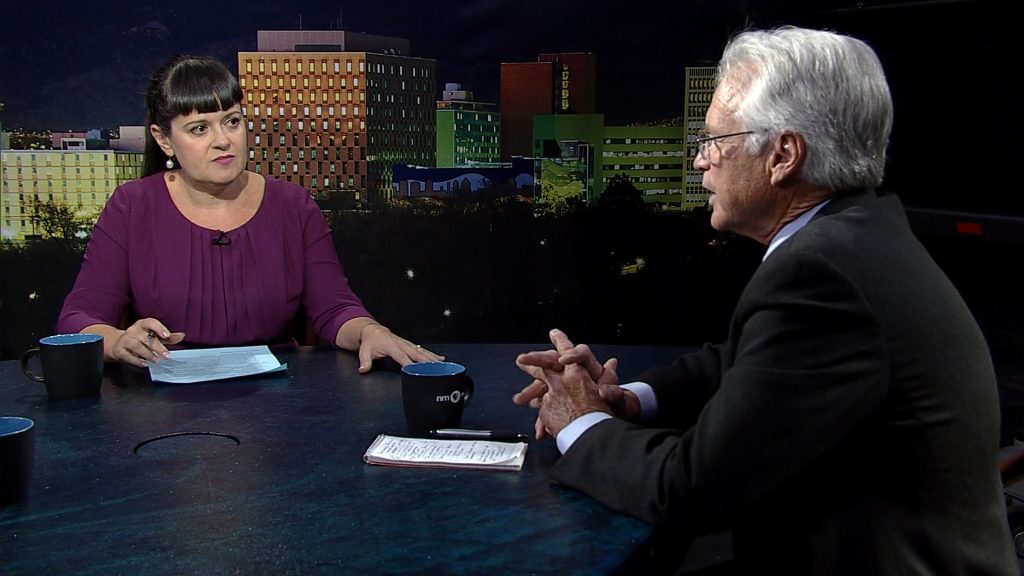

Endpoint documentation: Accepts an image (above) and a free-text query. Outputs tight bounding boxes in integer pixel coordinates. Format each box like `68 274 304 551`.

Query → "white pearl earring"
165 157 175 170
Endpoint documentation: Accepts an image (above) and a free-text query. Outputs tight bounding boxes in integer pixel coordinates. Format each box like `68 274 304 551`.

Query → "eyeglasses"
694 130 755 161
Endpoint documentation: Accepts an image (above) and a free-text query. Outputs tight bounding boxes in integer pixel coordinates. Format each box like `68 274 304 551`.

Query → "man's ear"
149 124 173 156
767 131 805 186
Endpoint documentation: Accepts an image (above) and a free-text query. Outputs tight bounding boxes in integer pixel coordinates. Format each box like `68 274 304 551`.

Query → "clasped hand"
512 328 639 439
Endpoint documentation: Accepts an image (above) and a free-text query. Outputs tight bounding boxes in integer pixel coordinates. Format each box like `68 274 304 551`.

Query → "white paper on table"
148 345 288 384
363 434 528 472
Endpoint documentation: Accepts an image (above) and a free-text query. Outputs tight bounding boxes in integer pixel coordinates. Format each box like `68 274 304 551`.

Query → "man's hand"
514 328 640 435
513 329 616 438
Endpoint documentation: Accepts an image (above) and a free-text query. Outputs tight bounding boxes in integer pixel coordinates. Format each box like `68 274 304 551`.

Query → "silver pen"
431 428 529 442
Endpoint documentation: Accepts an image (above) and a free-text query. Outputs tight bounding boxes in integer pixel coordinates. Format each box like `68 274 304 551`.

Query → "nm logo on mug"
436 390 466 404
402 361 475 437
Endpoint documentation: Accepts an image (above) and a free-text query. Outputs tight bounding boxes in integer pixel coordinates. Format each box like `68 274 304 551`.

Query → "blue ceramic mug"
21 333 104 399
401 362 474 437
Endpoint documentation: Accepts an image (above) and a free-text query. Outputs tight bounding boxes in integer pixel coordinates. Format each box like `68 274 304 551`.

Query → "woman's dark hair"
142 55 244 177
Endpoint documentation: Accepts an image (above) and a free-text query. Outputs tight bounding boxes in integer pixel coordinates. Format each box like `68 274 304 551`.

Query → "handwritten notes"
363 434 527 472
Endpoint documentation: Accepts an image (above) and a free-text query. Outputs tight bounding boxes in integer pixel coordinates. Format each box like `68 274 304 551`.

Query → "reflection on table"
0 342 690 575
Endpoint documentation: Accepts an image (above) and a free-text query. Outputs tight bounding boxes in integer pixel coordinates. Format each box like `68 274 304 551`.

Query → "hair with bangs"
718 26 893 192
142 55 243 177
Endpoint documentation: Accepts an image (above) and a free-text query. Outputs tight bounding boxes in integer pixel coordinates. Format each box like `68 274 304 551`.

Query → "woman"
56 54 441 373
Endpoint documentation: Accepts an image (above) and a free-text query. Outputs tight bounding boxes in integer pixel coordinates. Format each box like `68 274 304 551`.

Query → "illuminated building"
602 125 686 211
500 52 596 160
532 115 686 211
435 83 500 168
239 30 436 206
0 149 142 242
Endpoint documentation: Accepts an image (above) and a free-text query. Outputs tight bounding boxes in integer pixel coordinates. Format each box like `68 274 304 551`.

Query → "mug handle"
20 347 45 382
463 375 474 406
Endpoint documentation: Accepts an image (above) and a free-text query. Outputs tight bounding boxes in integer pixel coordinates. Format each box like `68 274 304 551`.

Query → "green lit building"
531 114 604 205
602 125 686 211
531 114 688 211
435 83 500 168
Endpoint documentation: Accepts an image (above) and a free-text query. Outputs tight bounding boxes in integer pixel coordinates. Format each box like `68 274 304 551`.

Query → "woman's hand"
101 319 185 367
348 321 444 374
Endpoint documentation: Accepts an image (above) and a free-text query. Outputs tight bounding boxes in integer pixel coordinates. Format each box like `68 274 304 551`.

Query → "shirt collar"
763 199 831 261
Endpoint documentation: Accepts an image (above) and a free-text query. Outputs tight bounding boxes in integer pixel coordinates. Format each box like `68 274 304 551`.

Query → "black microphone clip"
212 230 231 246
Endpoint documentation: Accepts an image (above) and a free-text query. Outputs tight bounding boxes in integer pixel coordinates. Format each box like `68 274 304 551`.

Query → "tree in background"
595 173 645 213
25 198 92 243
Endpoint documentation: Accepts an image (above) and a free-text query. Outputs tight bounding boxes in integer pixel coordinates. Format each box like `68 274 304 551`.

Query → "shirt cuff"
621 381 658 422
556 411 613 454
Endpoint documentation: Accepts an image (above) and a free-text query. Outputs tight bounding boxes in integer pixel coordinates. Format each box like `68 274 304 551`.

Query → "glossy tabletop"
0 342 689 575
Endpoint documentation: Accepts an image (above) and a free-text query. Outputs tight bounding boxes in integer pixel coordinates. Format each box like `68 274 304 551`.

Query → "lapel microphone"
212 230 231 246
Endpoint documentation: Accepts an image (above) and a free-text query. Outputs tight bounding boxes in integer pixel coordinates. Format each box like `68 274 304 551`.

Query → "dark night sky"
0 0 904 130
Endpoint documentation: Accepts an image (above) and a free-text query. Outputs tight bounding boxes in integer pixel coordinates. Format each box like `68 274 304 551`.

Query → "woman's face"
152 103 247 189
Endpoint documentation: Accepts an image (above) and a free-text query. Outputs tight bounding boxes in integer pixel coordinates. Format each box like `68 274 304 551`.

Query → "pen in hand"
431 428 529 442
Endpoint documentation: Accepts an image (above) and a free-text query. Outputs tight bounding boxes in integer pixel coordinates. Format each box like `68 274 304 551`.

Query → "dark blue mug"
401 362 474 437
21 333 104 399
0 416 35 506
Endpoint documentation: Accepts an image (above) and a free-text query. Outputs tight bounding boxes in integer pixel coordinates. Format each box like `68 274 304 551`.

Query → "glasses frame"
694 130 756 161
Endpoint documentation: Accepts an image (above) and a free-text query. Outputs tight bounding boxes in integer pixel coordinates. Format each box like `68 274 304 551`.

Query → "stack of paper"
363 434 528 472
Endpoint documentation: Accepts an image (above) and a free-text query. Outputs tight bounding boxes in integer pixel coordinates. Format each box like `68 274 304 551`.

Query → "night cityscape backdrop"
2 0 826 129
0 0 1020 441
2 0 1015 212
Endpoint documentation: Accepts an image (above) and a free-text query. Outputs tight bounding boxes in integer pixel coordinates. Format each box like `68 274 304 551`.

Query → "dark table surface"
0 342 691 575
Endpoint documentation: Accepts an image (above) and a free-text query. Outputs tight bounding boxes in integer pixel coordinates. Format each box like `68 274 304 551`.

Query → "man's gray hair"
719 26 893 191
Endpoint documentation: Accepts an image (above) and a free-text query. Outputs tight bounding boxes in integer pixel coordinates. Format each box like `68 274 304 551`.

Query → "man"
514 26 1016 574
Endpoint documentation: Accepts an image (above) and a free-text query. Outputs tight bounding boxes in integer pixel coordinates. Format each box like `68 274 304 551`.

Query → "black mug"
401 362 474 437
0 416 35 506
21 333 105 399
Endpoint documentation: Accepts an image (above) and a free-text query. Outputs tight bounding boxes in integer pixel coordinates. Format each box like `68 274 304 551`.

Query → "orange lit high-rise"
239 30 436 206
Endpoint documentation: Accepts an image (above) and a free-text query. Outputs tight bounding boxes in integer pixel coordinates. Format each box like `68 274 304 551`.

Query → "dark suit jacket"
552 191 1016 575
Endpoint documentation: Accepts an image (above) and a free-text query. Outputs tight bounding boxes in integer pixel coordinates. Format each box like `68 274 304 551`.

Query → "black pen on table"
431 428 529 442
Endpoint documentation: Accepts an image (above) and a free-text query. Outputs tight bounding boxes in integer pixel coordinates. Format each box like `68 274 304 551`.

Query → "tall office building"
435 83 500 168
683 66 716 210
239 30 436 206
499 52 596 161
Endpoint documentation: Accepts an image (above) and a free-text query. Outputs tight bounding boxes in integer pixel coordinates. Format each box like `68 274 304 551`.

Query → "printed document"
148 345 287 384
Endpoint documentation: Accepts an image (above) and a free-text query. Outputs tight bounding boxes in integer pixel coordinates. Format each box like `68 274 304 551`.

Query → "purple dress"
57 173 372 347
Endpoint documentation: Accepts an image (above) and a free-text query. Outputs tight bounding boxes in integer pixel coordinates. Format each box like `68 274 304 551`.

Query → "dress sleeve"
296 192 372 345
55 188 133 333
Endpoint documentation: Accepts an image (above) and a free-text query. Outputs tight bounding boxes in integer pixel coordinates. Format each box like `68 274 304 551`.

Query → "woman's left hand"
356 323 444 374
